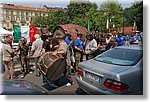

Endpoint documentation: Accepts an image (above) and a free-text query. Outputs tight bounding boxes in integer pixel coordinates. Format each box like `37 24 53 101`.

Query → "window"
17 11 20 15
11 16 15 21
6 16 9 20
21 12 24 16
94 48 142 66
16 16 20 21
26 17 29 21
26 12 29 16
11 11 13 15
21 16 25 22
6 10 9 15
35 13 37 16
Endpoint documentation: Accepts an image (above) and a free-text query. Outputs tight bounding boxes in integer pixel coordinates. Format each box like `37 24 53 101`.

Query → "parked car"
76 45 143 95
1 80 47 95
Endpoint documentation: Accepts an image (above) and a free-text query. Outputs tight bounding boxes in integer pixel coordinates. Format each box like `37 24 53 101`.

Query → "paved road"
13 64 88 95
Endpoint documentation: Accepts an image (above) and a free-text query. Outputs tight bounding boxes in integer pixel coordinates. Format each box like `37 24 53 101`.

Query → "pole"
122 12 124 34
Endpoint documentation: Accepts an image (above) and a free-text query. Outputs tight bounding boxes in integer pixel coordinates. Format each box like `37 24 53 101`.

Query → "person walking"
31 34 43 76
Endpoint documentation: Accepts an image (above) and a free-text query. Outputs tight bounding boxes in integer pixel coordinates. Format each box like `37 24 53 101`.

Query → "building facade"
0 4 66 30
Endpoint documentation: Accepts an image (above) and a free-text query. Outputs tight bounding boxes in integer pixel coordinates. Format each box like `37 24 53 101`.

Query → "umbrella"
0 27 13 36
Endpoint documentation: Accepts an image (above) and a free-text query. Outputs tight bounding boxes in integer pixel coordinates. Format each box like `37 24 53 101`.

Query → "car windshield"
94 48 142 66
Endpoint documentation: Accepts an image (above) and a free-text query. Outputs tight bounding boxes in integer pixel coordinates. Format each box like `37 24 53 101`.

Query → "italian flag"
13 25 37 43
106 19 109 33
112 24 115 31
133 21 137 31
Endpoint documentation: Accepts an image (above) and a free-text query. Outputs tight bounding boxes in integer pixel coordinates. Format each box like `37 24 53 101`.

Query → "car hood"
79 59 131 75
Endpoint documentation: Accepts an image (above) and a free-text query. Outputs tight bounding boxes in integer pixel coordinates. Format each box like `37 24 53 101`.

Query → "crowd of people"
1 30 140 87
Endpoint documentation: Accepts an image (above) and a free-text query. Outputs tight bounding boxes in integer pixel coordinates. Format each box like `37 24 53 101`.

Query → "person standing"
41 34 53 54
31 34 43 76
74 33 84 71
15 37 30 78
2 35 14 79
65 33 75 73
129 32 139 44
85 34 98 59
53 35 74 87
105 34 111 50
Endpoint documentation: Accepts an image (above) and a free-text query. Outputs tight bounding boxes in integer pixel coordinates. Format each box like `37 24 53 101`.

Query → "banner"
13 25 37 43
13 25 21 42
106 19 109 33
30 26 37 43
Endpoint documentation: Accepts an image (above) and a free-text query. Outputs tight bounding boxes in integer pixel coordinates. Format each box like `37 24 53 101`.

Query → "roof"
1 5 47 12
59 24 88 35
118 26 137 34
0 4 66 12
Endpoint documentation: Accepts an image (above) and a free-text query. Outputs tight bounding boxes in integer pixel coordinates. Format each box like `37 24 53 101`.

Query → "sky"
0 0 140 9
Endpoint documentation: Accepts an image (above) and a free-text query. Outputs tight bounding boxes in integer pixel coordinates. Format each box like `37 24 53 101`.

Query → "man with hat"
15 37 30 78
53 35 74 87
74 32 84 71
41 34 53 54
2 35 15 79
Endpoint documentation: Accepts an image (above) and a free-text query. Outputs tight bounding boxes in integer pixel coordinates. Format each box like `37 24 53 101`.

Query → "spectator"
105 34 111 50
65 33 75 73
125 35 130 46
115 33 126 46
74 32 84 71
2 35 14 79
85 33 97 60
129 32 139 44
41 34 53 54
31 34 43 76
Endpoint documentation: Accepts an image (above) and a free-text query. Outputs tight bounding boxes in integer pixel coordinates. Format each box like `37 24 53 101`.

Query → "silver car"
76 45 143 95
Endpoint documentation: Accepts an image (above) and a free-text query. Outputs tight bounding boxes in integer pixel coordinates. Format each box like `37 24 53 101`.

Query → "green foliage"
124 1 143 31
31 0 143 33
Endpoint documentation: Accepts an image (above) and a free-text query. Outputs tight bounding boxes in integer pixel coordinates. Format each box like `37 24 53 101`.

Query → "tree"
124 1 143 31
99 0 123 33
67 1 98 28
31 16 47 27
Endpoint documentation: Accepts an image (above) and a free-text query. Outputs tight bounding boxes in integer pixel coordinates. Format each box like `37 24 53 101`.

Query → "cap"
66 33 72 36
47 34 53 37
34 34 40 39
86 33 92 36
59 35 65 39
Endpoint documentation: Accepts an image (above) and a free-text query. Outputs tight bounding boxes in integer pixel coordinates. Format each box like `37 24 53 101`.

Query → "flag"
106 19 109 33
21 26 30 42
112 24 115 31
133 21 137 31
88 19 90 31
13 25 37 43
13 25 21 42
30 26 37 42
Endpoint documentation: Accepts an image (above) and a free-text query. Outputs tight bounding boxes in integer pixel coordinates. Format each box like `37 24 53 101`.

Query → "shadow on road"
76 87 88 95
41 76 69 91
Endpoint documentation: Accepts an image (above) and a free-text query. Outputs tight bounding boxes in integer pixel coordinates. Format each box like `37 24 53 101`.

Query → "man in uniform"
2 35 14 79
53 35 74 87
15 37 30 78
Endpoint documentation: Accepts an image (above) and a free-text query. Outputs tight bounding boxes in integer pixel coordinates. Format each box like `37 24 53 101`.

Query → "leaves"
31 0 143 33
